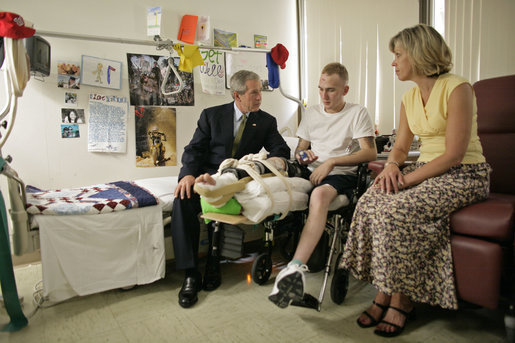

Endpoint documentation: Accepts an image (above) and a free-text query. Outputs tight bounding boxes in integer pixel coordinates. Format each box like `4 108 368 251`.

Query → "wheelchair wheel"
251 253 272 285
330 253 349 304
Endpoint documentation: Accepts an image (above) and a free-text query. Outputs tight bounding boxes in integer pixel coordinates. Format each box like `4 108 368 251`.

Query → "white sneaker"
268 262 308 308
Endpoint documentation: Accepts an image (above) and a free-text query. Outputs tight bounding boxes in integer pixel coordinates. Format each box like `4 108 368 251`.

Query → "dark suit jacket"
179 102 290 179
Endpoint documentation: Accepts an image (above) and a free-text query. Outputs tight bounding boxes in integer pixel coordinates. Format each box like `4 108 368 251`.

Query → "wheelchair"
251 162 372 311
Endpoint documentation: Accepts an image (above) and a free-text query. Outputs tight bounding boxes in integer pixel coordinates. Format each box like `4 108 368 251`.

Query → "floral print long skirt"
341 162 491 309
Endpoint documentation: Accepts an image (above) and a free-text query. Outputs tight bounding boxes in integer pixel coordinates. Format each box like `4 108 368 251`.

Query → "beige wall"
0 0 300 190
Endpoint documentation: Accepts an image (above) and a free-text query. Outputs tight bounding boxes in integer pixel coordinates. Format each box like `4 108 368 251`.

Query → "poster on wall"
81 55 122 90
88 94 127 153
57 61 80 89
127 53 194 106
199 48 226 95
135 106 177 167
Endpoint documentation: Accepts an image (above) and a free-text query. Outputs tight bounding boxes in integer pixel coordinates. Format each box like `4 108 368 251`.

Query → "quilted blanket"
25 181 158 215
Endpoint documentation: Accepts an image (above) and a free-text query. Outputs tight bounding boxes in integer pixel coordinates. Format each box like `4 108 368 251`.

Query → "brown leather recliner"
450 74 515 310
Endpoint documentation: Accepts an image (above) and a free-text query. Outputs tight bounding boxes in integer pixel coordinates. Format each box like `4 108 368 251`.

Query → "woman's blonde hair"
389 24 453 77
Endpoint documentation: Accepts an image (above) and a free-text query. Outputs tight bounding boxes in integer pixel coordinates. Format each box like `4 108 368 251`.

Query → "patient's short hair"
230 70 260 99
321 63 349 83
389 24 453 77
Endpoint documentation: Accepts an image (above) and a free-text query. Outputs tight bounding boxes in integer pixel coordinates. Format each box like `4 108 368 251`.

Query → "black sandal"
356 300 389 328
374 305 416 338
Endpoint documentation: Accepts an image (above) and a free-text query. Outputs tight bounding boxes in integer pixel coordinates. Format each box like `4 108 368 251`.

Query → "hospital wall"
0 0 300 190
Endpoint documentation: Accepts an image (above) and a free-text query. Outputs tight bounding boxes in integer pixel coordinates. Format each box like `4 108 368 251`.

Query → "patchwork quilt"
26 181 159 215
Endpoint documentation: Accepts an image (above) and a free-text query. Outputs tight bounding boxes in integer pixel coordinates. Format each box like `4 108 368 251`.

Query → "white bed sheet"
133 176 178 212
35 176 178 302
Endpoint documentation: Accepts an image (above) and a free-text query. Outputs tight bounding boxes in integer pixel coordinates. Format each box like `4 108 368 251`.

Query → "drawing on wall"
214 28 237 48
127 53 194 106
254 34 268 49
135 106 177 167
61 124 79 138
61 108 85 124
57 61 80 89
81 55 122 90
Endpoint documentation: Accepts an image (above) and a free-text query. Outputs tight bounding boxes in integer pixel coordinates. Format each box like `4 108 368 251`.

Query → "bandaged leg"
194 156 305 208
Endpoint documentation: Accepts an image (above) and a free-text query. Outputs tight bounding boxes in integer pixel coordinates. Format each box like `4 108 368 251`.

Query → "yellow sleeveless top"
402 73 485 163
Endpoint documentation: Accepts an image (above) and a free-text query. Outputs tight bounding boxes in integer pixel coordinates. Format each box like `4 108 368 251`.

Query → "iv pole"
0 36 28 332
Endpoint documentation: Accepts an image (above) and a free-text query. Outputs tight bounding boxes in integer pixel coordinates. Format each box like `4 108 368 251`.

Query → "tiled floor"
0 255 509 343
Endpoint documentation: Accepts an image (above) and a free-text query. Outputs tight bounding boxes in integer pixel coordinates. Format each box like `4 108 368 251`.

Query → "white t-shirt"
296 102 374 175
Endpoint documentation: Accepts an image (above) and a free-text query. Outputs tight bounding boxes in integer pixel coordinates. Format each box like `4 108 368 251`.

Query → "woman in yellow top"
341 24 491 338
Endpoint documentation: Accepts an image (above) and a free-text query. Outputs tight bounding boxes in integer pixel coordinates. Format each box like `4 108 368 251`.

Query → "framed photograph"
81 55 122 90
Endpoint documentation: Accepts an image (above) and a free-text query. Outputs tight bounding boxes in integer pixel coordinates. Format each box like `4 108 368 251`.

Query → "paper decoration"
214 28 237 48
197 16 210 44
172 43 205 73
199 48 226 95
147 7 162 36
178 15 198 44
254 35 268 49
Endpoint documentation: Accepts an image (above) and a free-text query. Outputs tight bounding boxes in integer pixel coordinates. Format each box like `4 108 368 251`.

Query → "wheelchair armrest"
368 160 386 174
354 162 372 200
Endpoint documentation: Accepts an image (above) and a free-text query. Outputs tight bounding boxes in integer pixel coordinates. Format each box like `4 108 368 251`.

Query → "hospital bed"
6 169 178 303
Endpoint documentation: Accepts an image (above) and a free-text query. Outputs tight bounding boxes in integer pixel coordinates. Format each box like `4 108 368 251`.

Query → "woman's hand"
373 163 406 194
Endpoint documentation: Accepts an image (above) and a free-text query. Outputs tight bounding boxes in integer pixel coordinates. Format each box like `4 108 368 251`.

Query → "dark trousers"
170 193 202 270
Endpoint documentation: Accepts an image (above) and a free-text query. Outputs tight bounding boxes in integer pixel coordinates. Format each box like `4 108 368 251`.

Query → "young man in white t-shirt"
269 62 377 308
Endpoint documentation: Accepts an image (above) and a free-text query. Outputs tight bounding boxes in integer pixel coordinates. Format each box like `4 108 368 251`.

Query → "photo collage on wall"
58 61 83 139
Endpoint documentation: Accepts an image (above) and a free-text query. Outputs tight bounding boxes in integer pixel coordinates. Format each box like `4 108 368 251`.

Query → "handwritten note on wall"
88 94 128 153
199 49 226 95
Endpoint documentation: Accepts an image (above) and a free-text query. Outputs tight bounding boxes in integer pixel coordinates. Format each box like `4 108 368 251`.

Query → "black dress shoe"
203 258 221 291
178 276 202 308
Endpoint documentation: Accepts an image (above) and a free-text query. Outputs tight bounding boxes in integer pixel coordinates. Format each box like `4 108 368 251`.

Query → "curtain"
445 0 515 83
301 0 419 134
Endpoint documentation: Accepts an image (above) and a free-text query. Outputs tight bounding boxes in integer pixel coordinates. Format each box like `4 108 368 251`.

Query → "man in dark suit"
171 70 290 308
